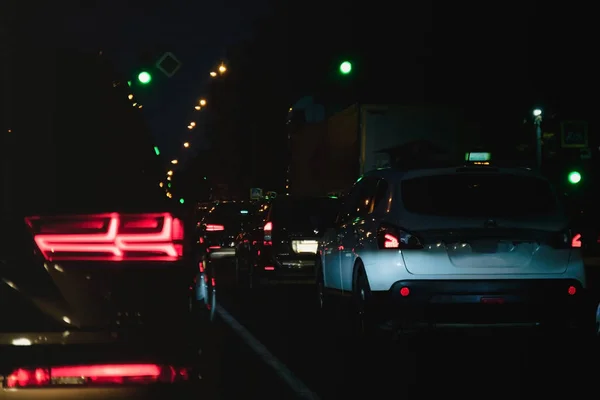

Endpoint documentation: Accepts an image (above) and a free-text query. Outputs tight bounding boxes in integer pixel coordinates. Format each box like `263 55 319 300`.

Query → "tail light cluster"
4 364 190 388
205 224 224 232
24 213 184 262
377 222 423 250
553 229 582 249
263 222 273 246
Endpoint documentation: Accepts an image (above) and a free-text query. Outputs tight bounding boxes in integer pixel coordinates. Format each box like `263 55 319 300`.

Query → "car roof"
363 165 547 183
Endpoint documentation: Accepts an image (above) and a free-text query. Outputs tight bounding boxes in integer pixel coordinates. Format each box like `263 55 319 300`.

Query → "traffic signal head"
137 71 152 84
567 171 581 185
339 61 352 74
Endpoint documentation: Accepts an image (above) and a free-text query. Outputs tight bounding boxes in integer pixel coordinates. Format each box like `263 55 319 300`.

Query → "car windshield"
203 202 254 223
270 197 339 230
401 173 558 218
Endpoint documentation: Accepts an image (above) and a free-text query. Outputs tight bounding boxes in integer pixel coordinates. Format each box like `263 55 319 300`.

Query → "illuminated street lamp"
218 64 227 74
210 71 217 77
183 142 190 148
199 99 206 106
195 106 201 110
187 125 193 130
171 159 178 164
128 94 133 100
167 170 173 176
190 122 196 127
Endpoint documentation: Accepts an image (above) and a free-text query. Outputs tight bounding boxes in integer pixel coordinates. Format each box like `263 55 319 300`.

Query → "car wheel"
191 264 216 324
352 264 375 340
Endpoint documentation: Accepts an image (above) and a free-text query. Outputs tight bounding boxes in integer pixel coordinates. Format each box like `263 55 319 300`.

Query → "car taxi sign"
465 152 491 162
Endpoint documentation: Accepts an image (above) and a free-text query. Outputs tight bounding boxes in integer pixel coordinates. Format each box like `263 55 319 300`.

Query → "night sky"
23 0 269 159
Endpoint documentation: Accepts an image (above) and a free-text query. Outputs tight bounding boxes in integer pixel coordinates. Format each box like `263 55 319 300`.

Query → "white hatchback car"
317 162 589 336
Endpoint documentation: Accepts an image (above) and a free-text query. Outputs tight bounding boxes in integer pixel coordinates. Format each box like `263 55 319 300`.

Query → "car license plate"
292 240 318 254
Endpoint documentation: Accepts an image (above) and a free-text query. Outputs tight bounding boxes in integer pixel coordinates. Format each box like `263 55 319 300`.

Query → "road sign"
561 120 588 149
250 188 263 200
156 52 181 78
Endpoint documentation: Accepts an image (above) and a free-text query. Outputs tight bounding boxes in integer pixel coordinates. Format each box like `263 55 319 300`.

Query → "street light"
167 170 173 176
195 106 201 110
128 94 133 100
210 71 217 77
199 99 206 106
190 122 196 127
171 159 178 164
183 142 190 148
218 64 227 74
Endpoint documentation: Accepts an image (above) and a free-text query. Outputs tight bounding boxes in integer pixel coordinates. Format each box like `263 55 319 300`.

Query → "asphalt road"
210 257 600 400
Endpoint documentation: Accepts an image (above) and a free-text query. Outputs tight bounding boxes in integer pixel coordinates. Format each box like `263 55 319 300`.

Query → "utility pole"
533 108 543 169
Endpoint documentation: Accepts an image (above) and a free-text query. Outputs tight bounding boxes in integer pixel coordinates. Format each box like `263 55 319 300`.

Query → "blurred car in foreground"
0 212 214 398
197 202 255 259
236 196 339 287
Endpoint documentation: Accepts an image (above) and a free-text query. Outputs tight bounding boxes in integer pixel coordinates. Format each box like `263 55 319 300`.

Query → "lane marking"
216 304 321 400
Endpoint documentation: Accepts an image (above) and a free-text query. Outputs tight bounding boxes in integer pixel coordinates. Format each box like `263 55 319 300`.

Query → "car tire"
351 263 377 341
191 261 217 325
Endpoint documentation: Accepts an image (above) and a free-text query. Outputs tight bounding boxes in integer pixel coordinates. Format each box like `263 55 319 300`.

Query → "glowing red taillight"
571 233 582 248
24 213 184 262
568 285 577 295
263 221 273 243
205 224 224 232
5 364 190 388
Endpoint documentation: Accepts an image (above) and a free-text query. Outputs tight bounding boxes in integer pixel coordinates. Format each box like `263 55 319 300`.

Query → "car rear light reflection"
205 224 224 231
264 266 275 270
24 213 184 262
5 364 190 388
568 285 577 295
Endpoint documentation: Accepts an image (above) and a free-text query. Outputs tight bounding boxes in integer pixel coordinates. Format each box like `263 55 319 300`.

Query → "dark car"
197 202 255 259
235 196 340 287
0 213 215 398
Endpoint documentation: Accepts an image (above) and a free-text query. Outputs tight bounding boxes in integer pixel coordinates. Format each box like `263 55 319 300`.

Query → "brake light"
264 221 273 242
25 213 184 262
5 364 190 388
377 223 422 250
571 233 582 248
205 224 224 231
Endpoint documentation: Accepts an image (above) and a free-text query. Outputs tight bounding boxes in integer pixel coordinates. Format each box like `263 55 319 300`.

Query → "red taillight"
377 223 422 250
571 233 582 248
263 222 273 242
24 213 184 262
383 234 399 248
399 287 410 297
205 224 224 232
5 364 189 388
568 285 577 295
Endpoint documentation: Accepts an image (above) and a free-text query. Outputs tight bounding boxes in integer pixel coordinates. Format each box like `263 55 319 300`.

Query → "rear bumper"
254 255 316 284
0 384 203 399
370 279 590 326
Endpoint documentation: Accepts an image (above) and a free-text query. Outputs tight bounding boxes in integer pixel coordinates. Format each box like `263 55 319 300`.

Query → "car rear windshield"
203 203 253 223
270 198 339 230
401 173 558 217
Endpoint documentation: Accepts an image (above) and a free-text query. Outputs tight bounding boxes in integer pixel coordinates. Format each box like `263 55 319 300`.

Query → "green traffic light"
339 61 352 74
153 146 160 156
138 71 152 84
568 171 581 184
179 198 185 204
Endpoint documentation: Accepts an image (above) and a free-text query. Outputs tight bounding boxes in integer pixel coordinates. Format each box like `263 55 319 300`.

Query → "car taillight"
24 213 184 262
263 221 272 245
377 223 423 250
5 364 190 388
205 224 224 231
571 233 582 248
